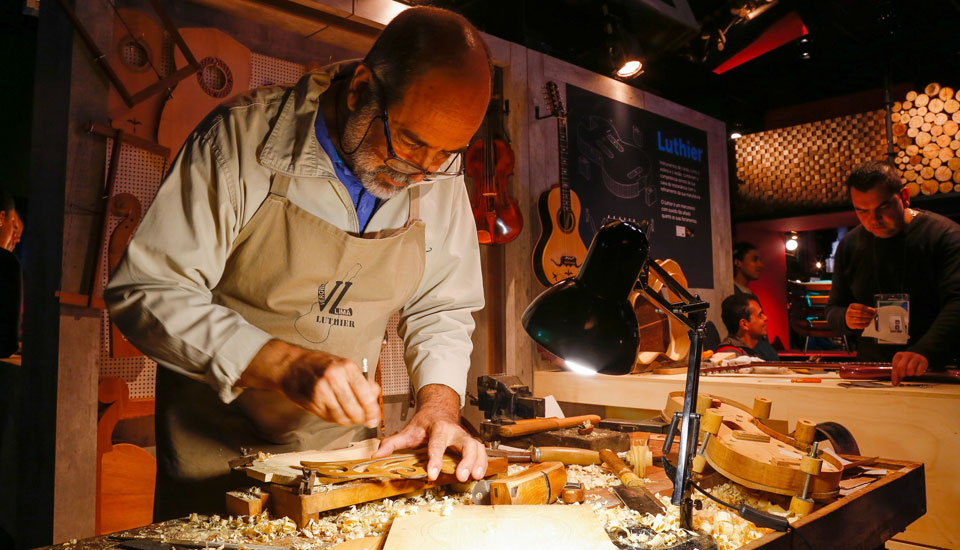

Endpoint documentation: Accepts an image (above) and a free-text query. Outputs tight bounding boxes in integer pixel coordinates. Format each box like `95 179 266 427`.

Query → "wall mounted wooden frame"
54 0 200 108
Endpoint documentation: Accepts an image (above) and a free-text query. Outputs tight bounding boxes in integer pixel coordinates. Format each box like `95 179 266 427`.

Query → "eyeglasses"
378 109 464 180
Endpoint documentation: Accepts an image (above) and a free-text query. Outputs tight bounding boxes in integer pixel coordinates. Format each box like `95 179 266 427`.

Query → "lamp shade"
522 220 649 375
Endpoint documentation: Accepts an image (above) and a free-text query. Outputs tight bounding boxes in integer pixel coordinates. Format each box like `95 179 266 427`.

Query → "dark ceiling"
404 0 960 134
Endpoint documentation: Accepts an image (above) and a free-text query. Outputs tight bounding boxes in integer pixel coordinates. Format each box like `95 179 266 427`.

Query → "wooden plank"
266 457 509 527
244 438 381 485
183 0 384 53
383 506 617 550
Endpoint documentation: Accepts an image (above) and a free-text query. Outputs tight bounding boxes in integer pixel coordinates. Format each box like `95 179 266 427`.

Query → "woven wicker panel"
734 110 887 218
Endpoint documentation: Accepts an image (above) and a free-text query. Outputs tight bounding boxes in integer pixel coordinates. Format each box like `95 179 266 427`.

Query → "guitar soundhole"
557 210 575 233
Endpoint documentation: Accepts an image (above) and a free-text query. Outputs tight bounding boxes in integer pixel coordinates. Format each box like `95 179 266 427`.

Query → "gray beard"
340 102 418 200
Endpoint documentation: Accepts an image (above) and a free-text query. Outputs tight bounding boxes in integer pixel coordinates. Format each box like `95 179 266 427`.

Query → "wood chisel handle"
498 414 601 437
600 448 643 488
533 446 601 465
489 461 567 505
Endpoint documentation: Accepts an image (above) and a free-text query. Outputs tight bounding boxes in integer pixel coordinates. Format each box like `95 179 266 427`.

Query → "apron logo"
295 263 362 343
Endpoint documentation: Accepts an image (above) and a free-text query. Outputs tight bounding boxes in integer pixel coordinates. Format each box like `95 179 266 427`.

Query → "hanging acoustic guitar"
532 81 587 286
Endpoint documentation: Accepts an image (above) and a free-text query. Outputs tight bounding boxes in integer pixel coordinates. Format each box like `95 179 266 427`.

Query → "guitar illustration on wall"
532 81 588 286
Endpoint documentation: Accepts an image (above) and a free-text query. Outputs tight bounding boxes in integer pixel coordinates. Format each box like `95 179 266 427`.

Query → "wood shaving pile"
127 466 781 550
298 488 469 545
563 463 622 489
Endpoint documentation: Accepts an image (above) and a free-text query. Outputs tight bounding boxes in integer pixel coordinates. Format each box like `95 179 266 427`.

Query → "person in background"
733 241 764 294
717 293 769 357
0 191 22 358
826 161 960 385
731 241 778 360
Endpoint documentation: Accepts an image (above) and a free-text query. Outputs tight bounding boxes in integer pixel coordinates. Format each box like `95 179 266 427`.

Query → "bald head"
363 6 491 107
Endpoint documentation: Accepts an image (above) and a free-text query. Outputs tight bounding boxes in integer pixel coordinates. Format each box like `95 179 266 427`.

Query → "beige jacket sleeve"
104 120 273 404
398 178 484 406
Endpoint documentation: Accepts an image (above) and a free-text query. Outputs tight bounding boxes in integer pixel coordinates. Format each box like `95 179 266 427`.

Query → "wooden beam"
183 0 387 52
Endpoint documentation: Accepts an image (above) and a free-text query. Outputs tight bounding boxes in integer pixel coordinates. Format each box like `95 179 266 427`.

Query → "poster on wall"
565 83 714 289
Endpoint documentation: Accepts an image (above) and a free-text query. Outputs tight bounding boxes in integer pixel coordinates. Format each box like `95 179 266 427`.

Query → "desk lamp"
522 220 709 528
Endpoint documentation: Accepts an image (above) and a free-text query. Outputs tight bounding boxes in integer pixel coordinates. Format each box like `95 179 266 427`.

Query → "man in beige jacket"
106 7 491 519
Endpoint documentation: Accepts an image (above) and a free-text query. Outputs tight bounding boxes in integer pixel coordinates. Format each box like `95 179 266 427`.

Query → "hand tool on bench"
496 414 602 438
600 448 666 515
485 445 601 465
231 448 510 527
469 461 567 505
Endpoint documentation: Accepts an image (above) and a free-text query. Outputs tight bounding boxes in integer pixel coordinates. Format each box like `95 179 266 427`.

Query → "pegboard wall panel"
381 311 411 397
98 139 167 399
250 53 305 89
733 110 887 218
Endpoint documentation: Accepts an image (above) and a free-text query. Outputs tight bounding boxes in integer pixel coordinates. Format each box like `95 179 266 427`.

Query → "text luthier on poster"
565 83 714 289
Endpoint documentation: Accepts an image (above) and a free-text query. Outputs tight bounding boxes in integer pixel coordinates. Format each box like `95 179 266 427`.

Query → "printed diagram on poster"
565 84 714 289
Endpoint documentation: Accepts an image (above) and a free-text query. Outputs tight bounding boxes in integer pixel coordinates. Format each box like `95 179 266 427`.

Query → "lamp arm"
647 259 700 303
636 261 709 332
635 261 710 530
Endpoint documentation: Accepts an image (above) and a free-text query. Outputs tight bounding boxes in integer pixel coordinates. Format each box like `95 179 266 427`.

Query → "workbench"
534 369 957 548
40 455 924 550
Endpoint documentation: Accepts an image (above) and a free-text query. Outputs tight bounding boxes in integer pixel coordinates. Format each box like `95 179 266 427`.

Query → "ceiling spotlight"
785 232 799 251
616 59 644 78
745 0 778 20
800 51 811 60
815 260 823 269
730 131 742 140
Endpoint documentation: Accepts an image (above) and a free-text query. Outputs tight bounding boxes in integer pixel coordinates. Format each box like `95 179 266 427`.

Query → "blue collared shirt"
314 109 380 232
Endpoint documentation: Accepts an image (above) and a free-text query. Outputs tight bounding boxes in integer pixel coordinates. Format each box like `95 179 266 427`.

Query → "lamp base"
607 526 718 550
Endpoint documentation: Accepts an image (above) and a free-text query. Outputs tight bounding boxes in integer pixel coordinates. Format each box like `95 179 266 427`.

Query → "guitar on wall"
532 81 588 286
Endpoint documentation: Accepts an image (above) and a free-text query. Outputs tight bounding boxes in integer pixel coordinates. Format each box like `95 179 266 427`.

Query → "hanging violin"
466 67 523 245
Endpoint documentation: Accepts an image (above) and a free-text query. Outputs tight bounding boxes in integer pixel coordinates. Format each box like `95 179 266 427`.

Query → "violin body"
467 137 523 244
465 66 523 245
661 392 842 501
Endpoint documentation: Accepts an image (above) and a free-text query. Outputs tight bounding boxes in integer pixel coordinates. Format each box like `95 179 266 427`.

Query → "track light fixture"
603 4 644 80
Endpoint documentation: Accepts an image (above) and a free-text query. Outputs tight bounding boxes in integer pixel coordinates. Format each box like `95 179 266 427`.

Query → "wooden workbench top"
38 459 925 550
535 368 958 548
535 369 960 406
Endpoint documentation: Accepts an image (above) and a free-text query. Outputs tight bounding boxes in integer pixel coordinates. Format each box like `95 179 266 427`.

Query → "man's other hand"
891 351 928 386
239 339 380 428
845 303 877 330
372 384 487 482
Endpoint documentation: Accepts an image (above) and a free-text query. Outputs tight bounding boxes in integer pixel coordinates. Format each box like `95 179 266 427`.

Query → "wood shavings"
583 482 776 550
564 463 620 490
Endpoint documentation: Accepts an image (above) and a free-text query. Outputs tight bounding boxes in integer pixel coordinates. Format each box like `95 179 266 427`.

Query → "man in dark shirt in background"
826 161 960 384
0 191 22 358
717 293 769 357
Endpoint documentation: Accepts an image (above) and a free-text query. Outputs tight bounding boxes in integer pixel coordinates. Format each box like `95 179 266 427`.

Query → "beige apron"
154 174 425 518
